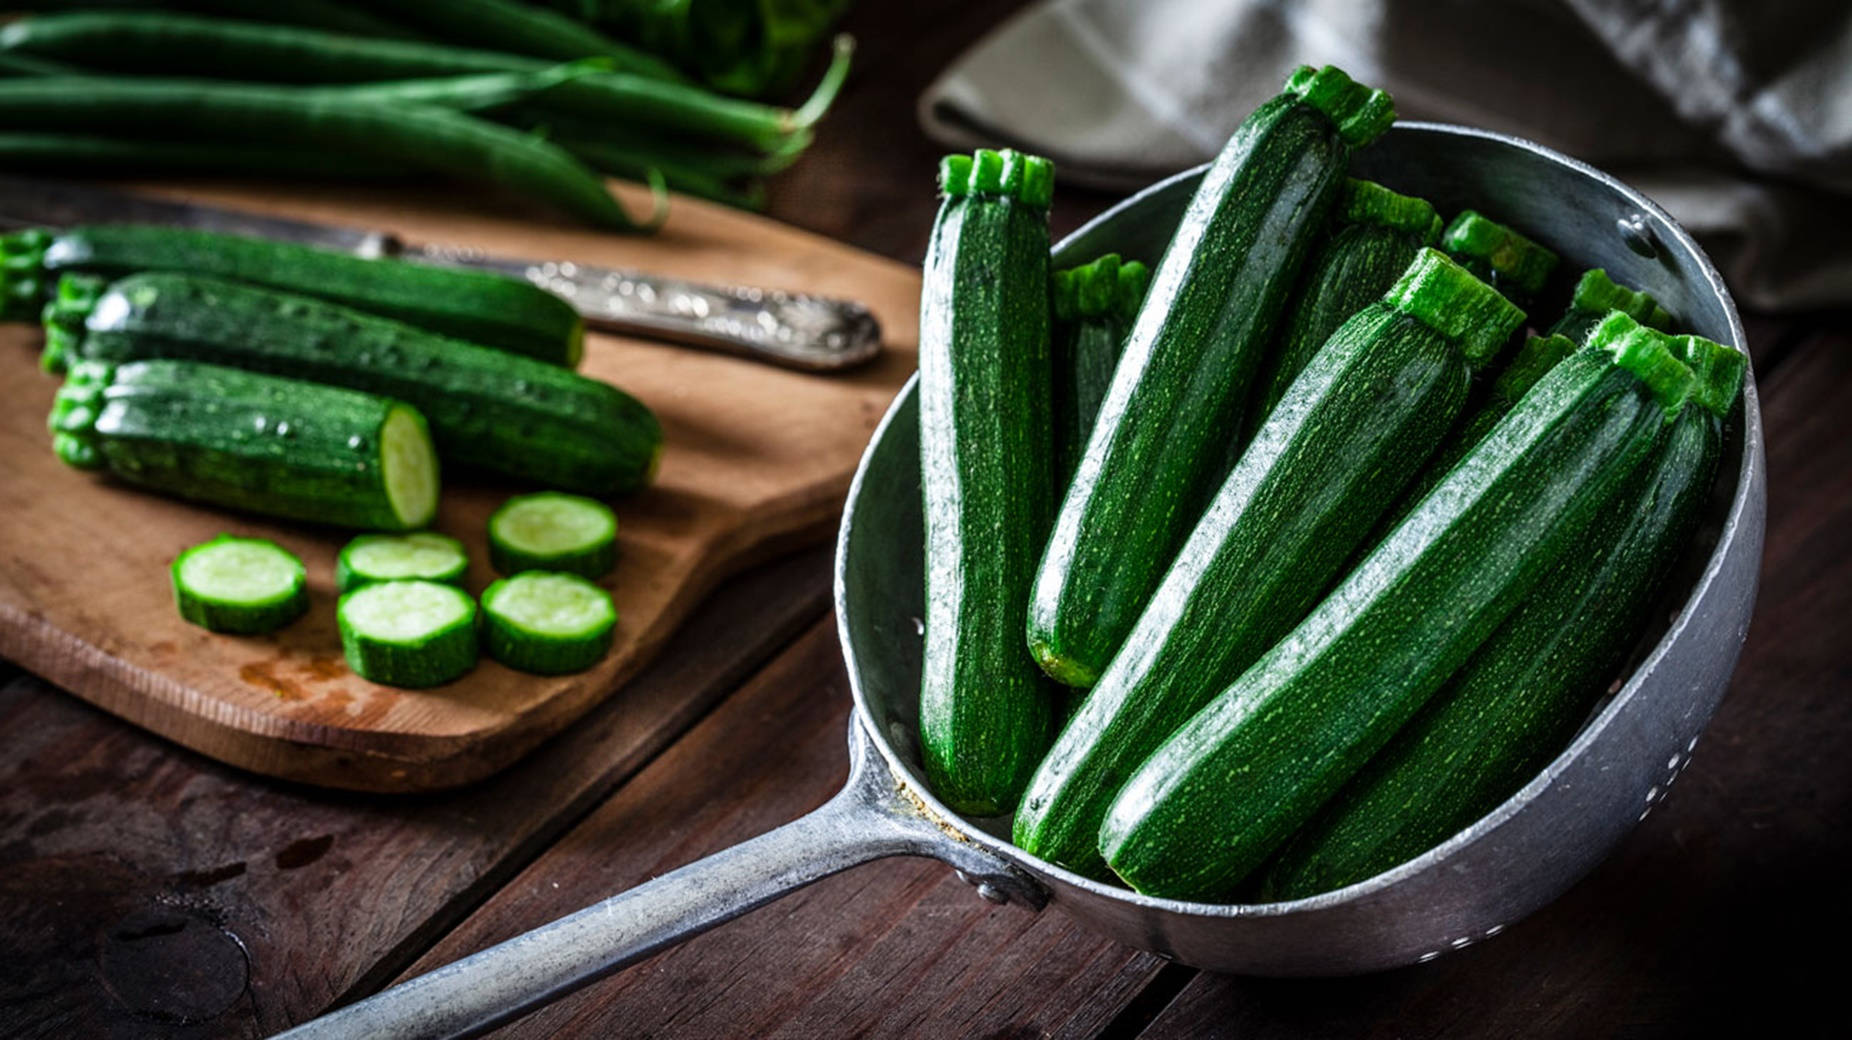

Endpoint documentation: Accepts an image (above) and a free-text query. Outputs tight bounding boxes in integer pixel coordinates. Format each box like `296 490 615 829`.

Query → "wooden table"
4 4 1847 1036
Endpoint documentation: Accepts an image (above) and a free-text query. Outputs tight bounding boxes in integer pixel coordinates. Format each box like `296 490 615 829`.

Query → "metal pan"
279 122 1765 1039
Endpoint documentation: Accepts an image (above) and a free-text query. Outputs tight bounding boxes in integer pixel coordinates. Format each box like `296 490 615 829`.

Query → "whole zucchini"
1248 178 1442 429
1439 210 1559 305
1028 65 1395 689
3 224 585 366
51 358 439 530
917 148 1059 816
1099 312 1697 900
1013 250 1524 875
1050 252 1149 488
1258 329 1743 899
49 272 659 495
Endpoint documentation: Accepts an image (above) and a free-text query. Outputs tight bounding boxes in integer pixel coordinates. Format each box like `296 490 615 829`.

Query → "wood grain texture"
0 545 832 1038
0 180 918 792
401 619 1168 1040
1136 331 1852 1039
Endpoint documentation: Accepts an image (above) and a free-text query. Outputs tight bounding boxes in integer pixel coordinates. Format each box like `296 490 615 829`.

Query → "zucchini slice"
337 531 469 592
171 534 308 635
481 571 617 675
1099 312 1697 900
338 579 479 688
1439 210 1559 305
487 492 617 578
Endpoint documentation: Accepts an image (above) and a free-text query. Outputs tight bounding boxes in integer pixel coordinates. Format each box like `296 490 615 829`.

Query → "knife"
0 175 882 372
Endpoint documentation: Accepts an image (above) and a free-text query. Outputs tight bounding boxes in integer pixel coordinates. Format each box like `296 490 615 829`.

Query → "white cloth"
920 0 1852 310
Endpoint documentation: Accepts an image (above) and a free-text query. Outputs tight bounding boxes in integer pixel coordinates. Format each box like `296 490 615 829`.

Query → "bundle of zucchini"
0 4 856 217
912 65 1741 904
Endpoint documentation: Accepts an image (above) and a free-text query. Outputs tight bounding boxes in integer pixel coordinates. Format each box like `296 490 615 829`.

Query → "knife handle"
403 242 883 372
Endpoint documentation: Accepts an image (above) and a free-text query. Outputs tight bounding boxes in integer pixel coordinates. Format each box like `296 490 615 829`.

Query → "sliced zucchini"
171 534 308 635
487 491 617 578
481 571 617 675
337 579 479 688
336 531 470 592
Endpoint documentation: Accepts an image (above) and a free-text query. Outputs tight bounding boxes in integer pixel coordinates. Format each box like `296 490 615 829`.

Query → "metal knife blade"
0 175 883 372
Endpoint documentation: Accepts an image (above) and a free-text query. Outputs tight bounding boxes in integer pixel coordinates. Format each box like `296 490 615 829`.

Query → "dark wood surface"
3 2 1849 1037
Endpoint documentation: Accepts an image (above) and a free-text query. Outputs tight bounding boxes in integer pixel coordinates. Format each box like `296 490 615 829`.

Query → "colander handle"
273 719 1041 1040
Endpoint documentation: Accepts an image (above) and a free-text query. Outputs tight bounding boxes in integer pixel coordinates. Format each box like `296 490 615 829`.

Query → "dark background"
3 2 1848 1036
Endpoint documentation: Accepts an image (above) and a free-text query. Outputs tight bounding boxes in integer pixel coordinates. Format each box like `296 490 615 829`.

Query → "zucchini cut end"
1053 254 1150 326
939 148 1055 209
1672 334 1746 418
1571 269 1673 331
1340 179 1442 242
1284 65 1395 148
379 405 440 531
1590 312 1700 417
1440 211 1560 301
1385 248 1527 365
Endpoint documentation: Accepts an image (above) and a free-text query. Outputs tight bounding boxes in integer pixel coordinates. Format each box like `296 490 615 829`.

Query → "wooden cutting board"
0 180 919 792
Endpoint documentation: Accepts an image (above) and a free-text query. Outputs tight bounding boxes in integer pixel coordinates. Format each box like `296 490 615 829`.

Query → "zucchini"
1248 179 1442 428
337 531 470 592
2 224 585 366
1439 210 1558 305
338 579 480 688
50 272 661 496
487 491 617 578
1050 253 1148 487
917 148 1059 817
1099 312 1697 900
1546 268 1674 347
1014 250 1523 875
172 534 309 635
51 358 439 531
481 571 618 675
1027 65 1394 689
1258 330 1743 899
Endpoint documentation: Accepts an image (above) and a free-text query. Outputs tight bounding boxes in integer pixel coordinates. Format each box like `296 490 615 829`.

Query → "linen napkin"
920 0 1852 310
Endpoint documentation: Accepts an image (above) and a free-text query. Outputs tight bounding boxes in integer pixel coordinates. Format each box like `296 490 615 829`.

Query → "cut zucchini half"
481 571 617 675
337 579 478 688
336 531 470 592
380 405 441 530
171 534 308 635
487 492 617 578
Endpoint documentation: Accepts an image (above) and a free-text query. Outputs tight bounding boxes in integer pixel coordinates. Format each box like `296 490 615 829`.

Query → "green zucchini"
1050 253 1148 487
2 224 585 365
172 534 309 635
1439 210 1558 305
337 532 470 592
917 148 1059 817
487 491 617 578
1027 65 1394 689
1366 268 1672 541
51 358 439 530
1258 329 1743 899
338 579 480 688
1013 250 1523 875
1099 312 1697 900
1546 268 1674 347
481 571 618 675
1248 178 1442 429
49 272 661 496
